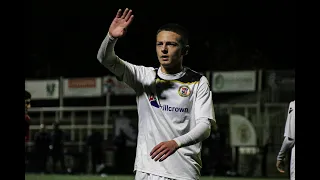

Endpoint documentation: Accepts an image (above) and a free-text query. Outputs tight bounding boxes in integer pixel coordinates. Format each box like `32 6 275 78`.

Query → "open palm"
109 8 134 38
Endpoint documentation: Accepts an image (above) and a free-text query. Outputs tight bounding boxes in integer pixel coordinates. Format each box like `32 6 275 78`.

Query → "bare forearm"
173 118 211 147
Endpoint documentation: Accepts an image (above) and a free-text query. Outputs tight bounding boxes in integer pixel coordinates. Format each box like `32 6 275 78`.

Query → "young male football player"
97 8 215 180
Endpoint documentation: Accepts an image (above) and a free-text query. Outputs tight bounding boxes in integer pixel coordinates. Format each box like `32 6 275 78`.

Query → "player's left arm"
276 101 295 173
278 101 295 160
150 76 215 161
277 137 294 161
276 136 295 173
173 76 215 147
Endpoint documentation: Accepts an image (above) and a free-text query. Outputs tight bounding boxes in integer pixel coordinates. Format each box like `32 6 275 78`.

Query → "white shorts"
290 145 295 180
135 171 173 180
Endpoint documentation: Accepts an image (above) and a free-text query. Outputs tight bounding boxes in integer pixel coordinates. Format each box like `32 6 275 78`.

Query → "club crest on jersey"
178 85 191 97
289 107 293 114
149 95 160 108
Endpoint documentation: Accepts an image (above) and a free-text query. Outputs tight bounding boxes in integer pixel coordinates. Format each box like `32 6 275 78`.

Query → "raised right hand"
109 8 134 38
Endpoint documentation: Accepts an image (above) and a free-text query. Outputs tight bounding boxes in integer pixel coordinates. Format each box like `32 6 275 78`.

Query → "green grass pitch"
25 174 286 180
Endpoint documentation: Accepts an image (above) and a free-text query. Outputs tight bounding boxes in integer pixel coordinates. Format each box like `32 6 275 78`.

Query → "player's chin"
159 60 173 67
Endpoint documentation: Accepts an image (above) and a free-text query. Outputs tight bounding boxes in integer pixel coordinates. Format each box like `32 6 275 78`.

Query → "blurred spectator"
202 124 221 176
50 121 66 173
86 130 104 174
25 90 32 142
113 111 138 174
25 90 32 168
261 137 272 177
34 124 51 173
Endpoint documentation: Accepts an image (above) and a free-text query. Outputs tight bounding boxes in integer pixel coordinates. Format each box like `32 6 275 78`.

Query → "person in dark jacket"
25 90 32 142
50 121 66 173
86 130 104 174
34 124 51 173
25 90 32 169
261 137 272 177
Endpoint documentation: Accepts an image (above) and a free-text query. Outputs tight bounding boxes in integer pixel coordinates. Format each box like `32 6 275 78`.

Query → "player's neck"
160 64 183 74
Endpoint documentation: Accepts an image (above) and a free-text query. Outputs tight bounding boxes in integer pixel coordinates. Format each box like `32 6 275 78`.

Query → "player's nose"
161 48 168 54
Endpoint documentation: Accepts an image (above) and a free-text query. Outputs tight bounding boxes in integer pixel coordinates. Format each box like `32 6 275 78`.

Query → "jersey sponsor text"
160 104 189 113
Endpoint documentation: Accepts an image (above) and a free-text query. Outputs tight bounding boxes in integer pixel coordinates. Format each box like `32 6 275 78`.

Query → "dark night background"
24 2 296 176
25 0 295 79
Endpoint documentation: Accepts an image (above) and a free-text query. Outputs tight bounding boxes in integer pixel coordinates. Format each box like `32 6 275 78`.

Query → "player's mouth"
161 55 169 61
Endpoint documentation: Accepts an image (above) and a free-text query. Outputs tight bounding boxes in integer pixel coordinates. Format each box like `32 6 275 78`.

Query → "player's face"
156 31 184 68
25 99 31 110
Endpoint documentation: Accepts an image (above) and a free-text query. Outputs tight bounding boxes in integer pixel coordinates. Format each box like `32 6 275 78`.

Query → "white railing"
29 106 137 112
27 103 288 151
28 105 137 152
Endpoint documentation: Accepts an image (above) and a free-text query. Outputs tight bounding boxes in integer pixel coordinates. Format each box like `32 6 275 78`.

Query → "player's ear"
182 45 190 56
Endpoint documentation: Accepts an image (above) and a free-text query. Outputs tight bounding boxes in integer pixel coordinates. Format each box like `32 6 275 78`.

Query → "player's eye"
168 43 177 46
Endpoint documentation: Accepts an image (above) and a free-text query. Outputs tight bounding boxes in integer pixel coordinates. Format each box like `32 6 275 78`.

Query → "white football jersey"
98 35 215 180
284 100 295 140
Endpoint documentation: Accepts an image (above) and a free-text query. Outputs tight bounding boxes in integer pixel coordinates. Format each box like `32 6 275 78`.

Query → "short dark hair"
156 23 189 46
25 90 31 100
